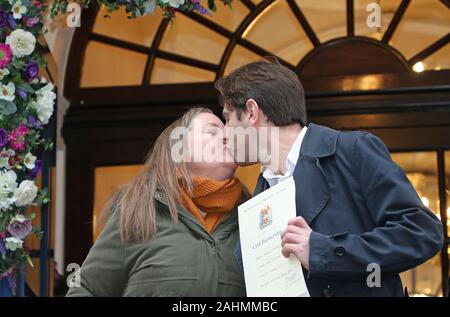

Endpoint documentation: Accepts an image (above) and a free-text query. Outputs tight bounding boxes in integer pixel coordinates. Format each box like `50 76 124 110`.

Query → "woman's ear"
245 99 261 127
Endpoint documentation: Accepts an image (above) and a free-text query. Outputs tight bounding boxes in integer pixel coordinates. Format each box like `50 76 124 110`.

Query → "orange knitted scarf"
181 177 243 233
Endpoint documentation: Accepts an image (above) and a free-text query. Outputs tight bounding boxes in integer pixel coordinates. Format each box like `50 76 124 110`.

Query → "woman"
66 108 248 297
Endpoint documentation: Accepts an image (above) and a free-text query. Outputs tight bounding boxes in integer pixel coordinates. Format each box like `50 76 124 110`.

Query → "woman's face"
187 112 237 181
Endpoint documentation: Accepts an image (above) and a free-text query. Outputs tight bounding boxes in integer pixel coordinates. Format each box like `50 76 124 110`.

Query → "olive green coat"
66 189 247 297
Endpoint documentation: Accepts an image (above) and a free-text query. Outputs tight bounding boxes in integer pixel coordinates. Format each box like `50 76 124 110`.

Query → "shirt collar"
262 126 308 186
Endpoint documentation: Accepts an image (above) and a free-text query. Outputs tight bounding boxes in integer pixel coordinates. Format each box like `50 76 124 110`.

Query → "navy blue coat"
235 123 443 297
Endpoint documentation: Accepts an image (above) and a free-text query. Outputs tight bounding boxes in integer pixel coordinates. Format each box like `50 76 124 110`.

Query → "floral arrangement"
0 0 55 294
1 0 233 295
50 0 234 20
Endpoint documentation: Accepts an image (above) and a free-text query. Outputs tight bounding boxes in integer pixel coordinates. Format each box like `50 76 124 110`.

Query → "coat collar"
300 123 340 158
294 124 341 224
254 124 341 225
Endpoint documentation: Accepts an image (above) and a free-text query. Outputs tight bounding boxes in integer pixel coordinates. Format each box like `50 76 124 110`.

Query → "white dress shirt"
262 126 308 187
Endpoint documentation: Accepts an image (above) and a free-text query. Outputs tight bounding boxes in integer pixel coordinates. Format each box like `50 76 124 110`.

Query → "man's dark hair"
215 57 307 126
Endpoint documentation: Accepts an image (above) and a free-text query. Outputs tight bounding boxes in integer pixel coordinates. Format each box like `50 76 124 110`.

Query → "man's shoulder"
337 129 369 145
306 123 367 152
334 129 391 167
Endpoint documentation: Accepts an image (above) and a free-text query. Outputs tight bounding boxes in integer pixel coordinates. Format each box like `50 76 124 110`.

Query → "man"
215 58 443 297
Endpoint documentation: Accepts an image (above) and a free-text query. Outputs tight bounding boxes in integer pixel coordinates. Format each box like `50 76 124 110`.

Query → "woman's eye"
204 126 221 135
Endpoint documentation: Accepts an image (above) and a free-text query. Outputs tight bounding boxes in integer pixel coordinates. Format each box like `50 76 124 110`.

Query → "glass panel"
43 52 58 84
296 0 347 43
24 167 56 296
400 253 442 296
151 58 216 84
224 44 261 75
93 165 143 241
354 0 401 40
160 14 228 64
390 0 450 60
200 0 249 31
235 164 261 194
80 41 147 87
92 6 163 47
422 44 450 71
446 151 450 237
391 151 442 296
243 0 313 65
25 258 56 296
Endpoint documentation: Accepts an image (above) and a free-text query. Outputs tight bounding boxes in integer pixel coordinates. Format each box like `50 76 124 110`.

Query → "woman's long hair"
100 107 213 243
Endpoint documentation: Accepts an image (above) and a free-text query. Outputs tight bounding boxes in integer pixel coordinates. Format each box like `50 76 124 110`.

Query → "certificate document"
238 177 309 297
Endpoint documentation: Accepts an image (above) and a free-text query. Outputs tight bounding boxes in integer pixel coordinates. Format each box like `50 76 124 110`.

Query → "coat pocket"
125 264 199 296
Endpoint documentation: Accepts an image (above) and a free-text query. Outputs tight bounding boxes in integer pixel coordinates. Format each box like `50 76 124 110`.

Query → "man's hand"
281 216 312 270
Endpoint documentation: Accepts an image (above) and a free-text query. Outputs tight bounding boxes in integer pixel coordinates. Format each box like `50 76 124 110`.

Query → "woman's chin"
224 161 238 170
216 162 238 179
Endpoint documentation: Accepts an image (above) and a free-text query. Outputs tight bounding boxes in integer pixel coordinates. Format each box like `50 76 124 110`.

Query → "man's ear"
245 99 261 127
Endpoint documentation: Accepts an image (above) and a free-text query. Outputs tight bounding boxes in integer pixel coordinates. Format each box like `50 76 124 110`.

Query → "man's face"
222 104 257 166
222 104 246 129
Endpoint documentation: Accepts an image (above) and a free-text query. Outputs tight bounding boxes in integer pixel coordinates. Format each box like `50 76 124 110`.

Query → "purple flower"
27 116 43 129
0 10 7 28
194 3 210 15
23 16 40 28
7 13 16 29
0 128 8 150
0 238 6 256
27 159 42 178
7 216 33 240
6 272 16 291
23 61 39 82
16 87 27 100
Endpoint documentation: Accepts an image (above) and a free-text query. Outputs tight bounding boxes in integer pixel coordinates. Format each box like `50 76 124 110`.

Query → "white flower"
0 169 18 211
135 0 157 17
0 68 10 81
29 83 55 124
0 149 15 169
11 1 27 20
14 180 38 207
5 237 23 251
5 29 36 58
161 0 185 8
0 82 15 102
11 214 28 223
24 152 36 170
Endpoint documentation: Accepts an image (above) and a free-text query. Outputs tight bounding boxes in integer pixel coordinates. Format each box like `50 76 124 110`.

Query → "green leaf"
27 256 34 268
17 83 35 94
208 0 217 11
40 188 49 197
0 100 17 115
10 57 25 71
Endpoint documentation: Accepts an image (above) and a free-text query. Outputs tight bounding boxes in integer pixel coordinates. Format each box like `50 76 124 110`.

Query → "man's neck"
262 123 303 175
